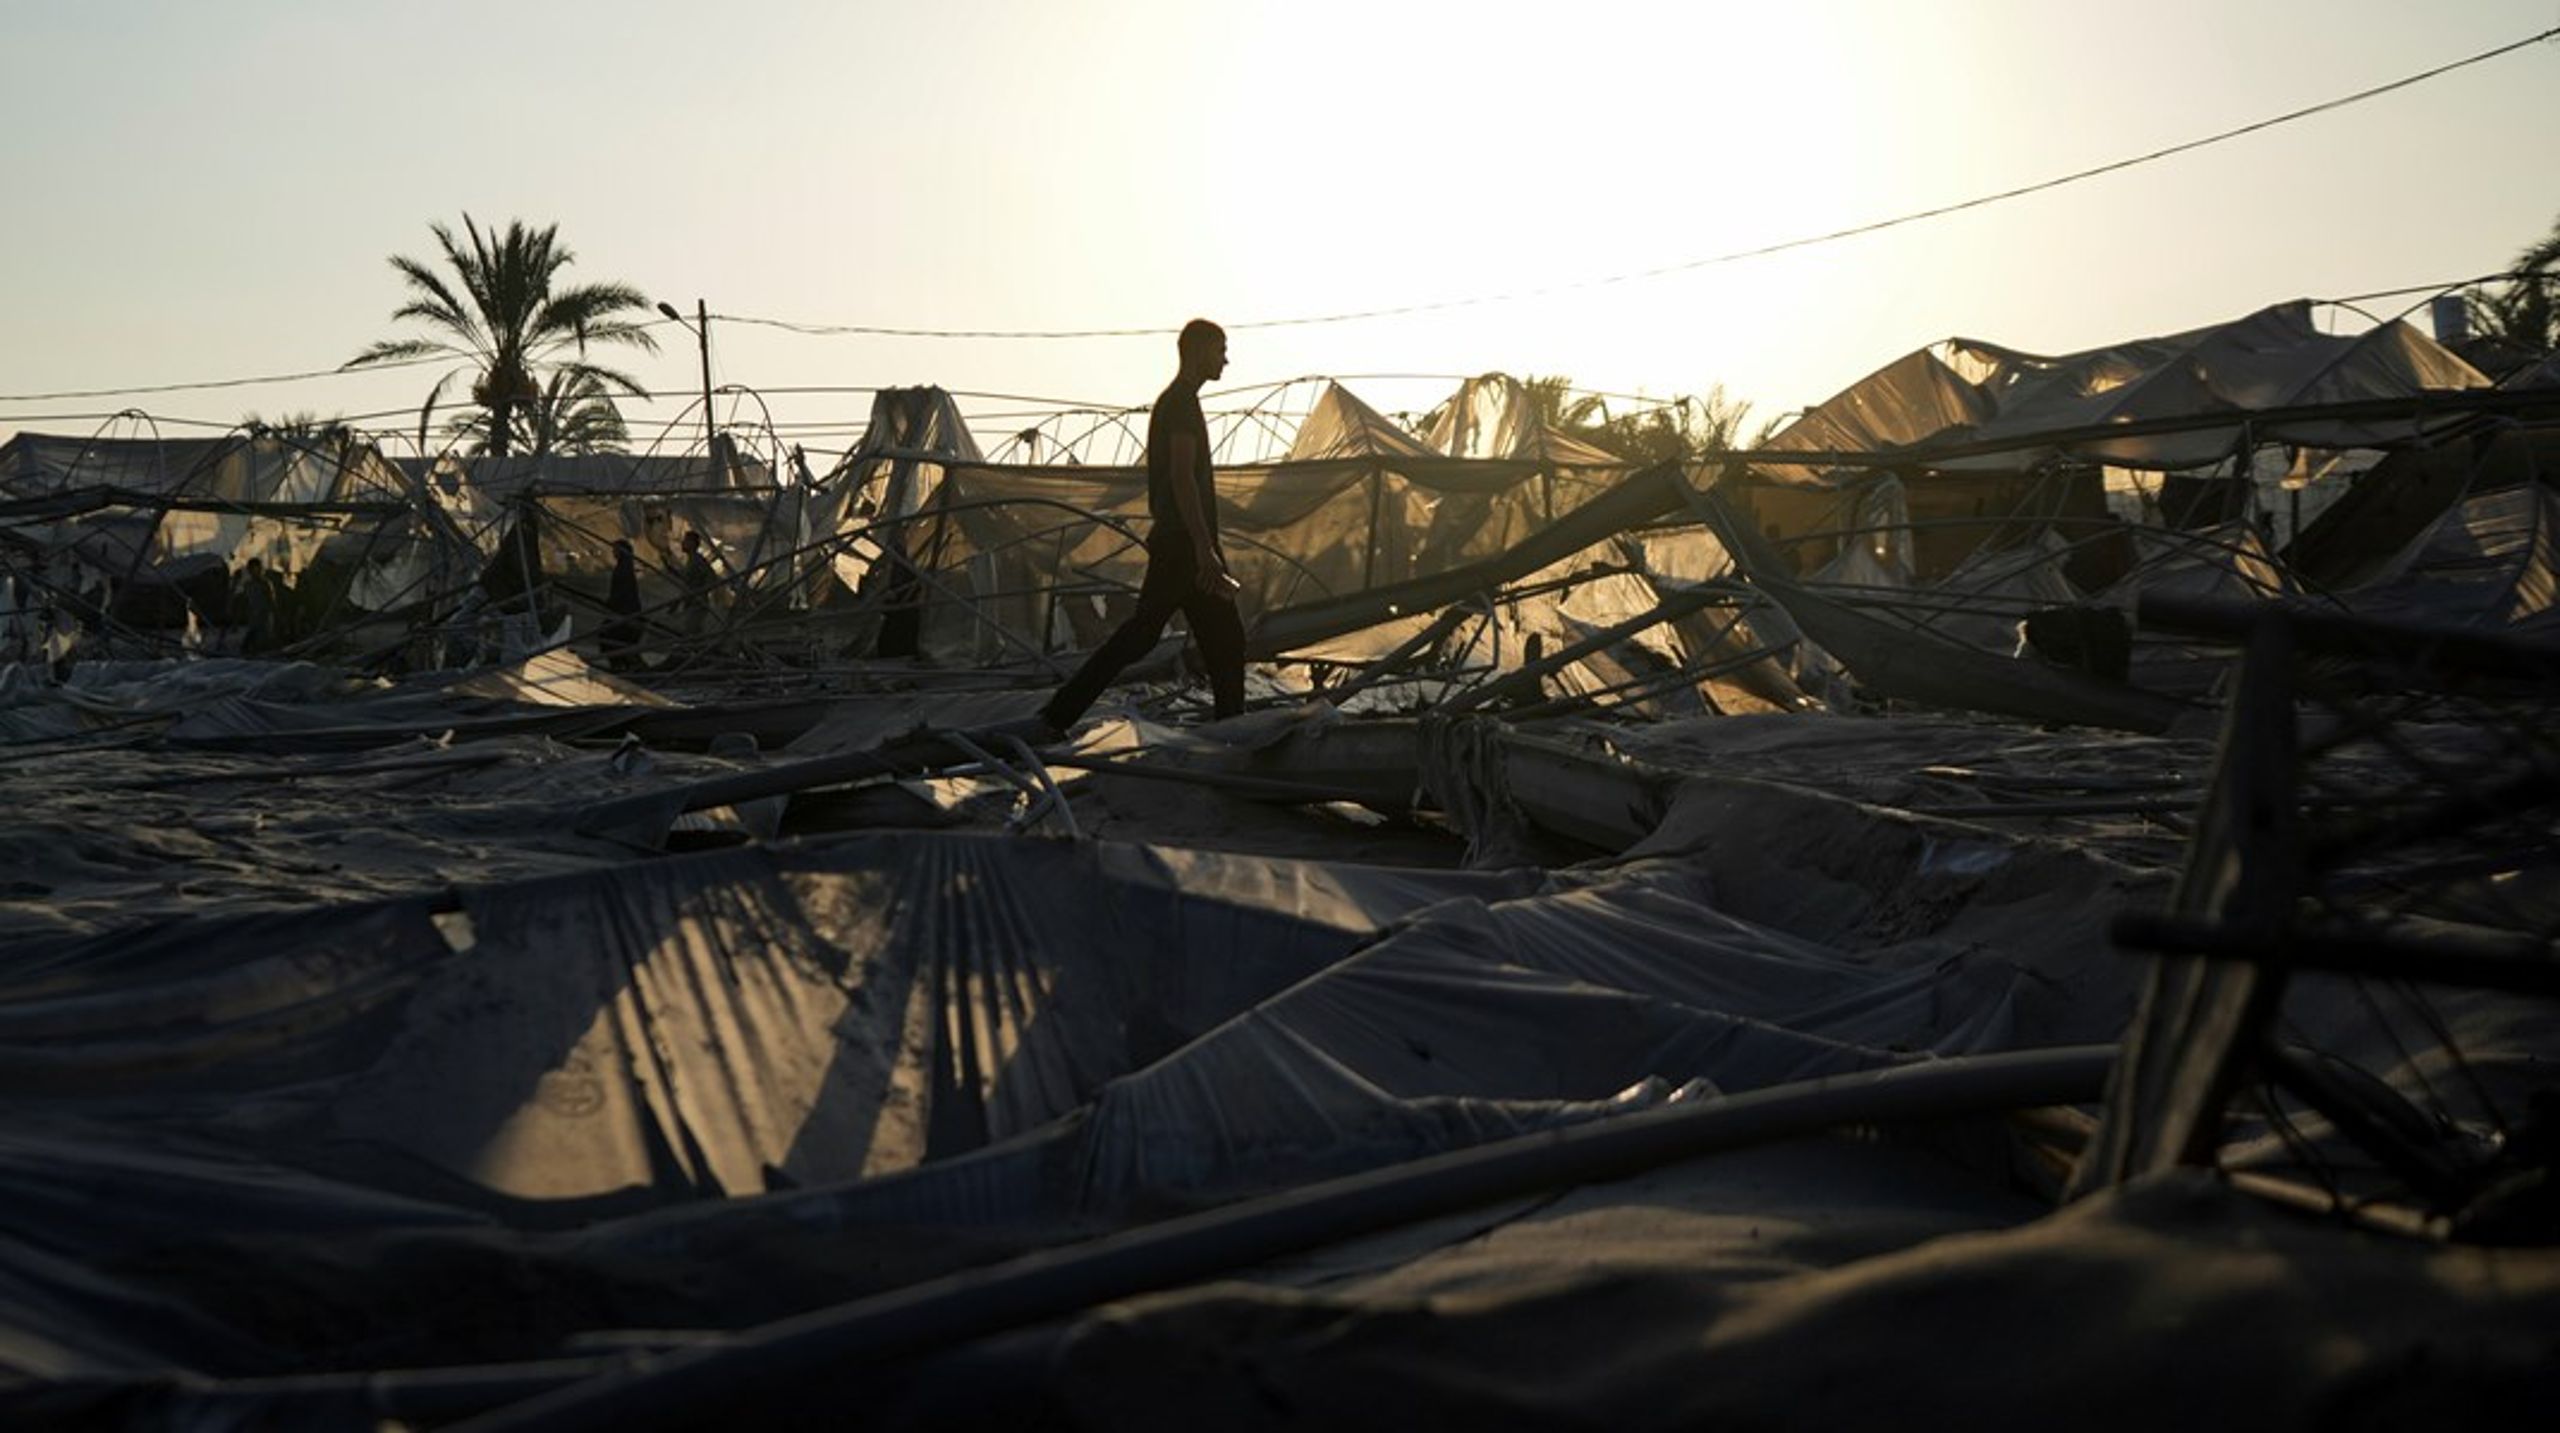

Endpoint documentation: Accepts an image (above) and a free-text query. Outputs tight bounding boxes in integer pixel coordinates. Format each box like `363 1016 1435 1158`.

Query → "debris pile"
3 301 2557 1429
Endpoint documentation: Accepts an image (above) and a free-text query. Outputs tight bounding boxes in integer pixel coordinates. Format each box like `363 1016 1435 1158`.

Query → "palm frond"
2514 212 2560 276
344 337 453 369
416 369 458 457
537 282 661 353
550 359 652 401
386 255 477 339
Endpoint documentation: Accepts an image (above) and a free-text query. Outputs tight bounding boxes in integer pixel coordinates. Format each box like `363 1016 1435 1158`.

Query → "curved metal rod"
1752 511 2351 612
454 1045 2115 1433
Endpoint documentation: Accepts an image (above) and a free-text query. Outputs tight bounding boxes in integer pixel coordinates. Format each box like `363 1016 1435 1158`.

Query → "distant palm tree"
1522 373 1610 431
1518 374 1751 463
240 410 347 440
2466 210 2560 367
343 216 657 458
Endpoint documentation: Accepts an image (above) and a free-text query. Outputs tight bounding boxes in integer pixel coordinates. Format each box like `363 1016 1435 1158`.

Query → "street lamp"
656 298 716 465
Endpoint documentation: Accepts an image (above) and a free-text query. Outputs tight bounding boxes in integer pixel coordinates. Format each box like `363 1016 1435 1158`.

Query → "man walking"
1040 319 1245 735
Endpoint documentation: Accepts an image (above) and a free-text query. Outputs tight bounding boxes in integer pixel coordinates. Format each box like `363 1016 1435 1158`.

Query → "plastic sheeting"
1756 301 2490 483
1 647 699 750
896 381 1644 661
441 445 770 504
822 387 986 605
0 432 415 584
0 657 371 743
2342 481 2559 631
1070 861 2053 1204
0 433 406 505
0 835 1533 1209
715 775 2155 1222
1419 373 1633 473
1021 1170 2560 1433
1926 529 2086 655
8 710 2552 1412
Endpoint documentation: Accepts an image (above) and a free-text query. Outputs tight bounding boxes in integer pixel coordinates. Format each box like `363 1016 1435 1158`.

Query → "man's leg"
1041 556 1186 730
1182 589 1248 719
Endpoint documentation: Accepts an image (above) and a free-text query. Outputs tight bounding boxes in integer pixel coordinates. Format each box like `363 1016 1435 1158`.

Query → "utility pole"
694 297 714 466
658 298 716 474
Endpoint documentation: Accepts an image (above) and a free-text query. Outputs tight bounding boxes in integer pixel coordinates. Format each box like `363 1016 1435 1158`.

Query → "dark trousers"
1043 542 1245 727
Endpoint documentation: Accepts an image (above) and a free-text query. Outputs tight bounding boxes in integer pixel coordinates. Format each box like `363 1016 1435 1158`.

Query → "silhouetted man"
232 558 277 655
677 529 717 639
601 538 643 671
1040 319 1245 735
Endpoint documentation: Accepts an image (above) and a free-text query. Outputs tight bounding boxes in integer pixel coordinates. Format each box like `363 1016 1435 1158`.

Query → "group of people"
413 523 720 675
596 528 720 673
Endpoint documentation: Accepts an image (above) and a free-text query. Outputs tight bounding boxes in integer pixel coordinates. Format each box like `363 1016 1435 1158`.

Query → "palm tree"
2465 210 2560 369
1518 375 1752 463
240 410 348 441
448 369 634 456
344 216 658 458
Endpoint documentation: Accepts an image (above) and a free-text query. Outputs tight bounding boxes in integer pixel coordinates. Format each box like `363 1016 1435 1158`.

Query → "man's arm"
1165 430 1222 572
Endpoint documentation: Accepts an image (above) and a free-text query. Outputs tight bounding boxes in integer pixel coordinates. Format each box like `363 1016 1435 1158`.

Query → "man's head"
612 538 634 557
1177 319 1228 385
681 531 701 553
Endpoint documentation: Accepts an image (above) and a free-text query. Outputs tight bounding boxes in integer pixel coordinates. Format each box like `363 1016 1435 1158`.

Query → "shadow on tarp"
0 833 1535 1219
0 802 2165 1399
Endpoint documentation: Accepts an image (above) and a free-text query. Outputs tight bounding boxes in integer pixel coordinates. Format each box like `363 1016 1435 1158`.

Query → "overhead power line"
0 353 450 404
717 24 2560 341
4 25 2551 408
0 318 688 405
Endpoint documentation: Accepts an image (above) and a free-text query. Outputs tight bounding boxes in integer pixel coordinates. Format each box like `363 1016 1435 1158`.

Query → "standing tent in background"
823 388 985 654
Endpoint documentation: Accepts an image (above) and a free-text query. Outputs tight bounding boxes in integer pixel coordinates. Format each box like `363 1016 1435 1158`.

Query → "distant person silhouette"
602 538 644 671
677 529 717 640
1040 319 1245 736
232 558 277 655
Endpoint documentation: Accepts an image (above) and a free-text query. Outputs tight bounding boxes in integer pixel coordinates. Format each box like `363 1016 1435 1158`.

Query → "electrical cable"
0 318 687 404
709 25 2560 341
0 355 448 404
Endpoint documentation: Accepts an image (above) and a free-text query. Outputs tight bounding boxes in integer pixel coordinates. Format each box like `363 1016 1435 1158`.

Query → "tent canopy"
1757 301 2492 486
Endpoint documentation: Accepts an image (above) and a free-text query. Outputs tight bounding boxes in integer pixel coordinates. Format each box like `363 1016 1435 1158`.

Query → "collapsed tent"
0 834 1534 1208
885 380 1647 663
1729 300 2495 579
1673 302 2558 726
0 431 429 630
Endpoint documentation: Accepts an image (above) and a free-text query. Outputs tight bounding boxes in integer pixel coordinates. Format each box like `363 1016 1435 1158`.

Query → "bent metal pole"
456 1044 2115 1433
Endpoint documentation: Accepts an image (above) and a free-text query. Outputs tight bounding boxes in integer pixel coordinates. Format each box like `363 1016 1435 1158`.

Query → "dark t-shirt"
680 550 716 610
1145 381 1217 549
606 555 641 615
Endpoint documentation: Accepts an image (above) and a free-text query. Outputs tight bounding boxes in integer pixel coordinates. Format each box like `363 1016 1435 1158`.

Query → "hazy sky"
3 0 2555 456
